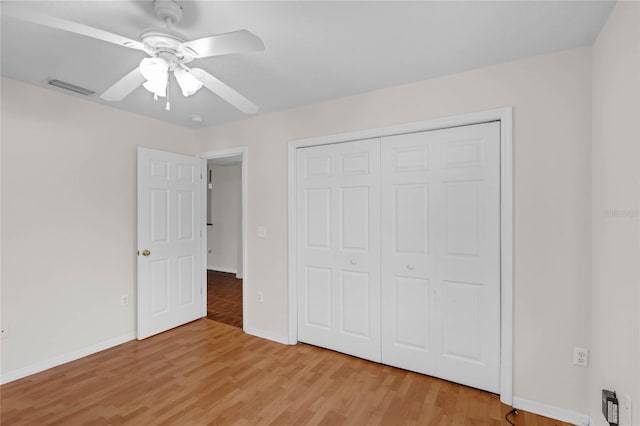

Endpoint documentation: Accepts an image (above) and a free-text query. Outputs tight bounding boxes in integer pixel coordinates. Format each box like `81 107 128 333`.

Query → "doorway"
200 148 248 330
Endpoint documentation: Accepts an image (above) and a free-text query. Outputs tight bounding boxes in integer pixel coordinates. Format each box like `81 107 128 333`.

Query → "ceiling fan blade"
2 4 145 51
186 67 258 114
180 30 264 59
100 67 145 101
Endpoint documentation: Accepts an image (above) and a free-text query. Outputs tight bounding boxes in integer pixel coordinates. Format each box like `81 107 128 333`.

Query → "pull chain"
165 78 170 111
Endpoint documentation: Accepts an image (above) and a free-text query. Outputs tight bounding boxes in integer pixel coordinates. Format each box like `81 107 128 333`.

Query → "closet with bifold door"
296 121 501 394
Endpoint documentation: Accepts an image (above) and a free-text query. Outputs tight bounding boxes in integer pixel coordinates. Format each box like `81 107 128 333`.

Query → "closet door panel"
434 122 501 393
381 133 438 376
304 266 332 330
340 270 371 337
339 186 370 251
297 147 336 349
381 122 501 393
393 276 430 350
297 139 381 362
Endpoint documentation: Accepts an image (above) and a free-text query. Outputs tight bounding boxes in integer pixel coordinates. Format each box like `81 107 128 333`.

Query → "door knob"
141 249 151 256
407 264 415 270
350 259 357 265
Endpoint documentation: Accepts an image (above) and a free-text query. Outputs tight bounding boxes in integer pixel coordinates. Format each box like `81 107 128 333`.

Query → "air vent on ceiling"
47 79 95 96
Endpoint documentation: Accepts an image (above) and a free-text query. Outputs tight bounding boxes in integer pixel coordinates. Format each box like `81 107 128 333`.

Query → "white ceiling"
1 1 614 128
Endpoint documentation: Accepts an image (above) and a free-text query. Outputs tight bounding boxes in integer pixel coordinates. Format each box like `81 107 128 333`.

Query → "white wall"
196 47 593 415
206 162 242 274
0 78 198 378
590 2 640 425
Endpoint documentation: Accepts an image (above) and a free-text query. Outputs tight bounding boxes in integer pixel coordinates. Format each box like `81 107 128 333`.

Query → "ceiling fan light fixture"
174 68 203 97
6 3 264 114
140 57 169 97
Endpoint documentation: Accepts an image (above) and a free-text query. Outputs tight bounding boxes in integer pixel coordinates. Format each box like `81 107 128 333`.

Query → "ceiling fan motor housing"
140 29 195 65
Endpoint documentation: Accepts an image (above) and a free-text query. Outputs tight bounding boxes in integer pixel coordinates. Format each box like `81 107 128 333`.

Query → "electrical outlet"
257 292 264 303
573 347 588 367
0 323 9 340
121 295 129 306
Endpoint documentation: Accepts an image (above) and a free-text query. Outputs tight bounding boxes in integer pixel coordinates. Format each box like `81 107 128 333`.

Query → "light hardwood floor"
1 319 571 425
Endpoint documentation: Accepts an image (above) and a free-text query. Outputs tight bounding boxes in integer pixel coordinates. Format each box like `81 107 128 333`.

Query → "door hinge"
200 172 203 180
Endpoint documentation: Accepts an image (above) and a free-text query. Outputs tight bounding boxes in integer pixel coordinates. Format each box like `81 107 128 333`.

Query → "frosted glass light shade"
174 68 203 97
140 57 169 97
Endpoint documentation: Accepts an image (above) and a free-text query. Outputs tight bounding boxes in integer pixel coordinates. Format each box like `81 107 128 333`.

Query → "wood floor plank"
1 320 573 425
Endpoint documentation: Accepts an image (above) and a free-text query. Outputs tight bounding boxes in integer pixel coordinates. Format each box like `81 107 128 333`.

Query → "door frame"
198 147 249 331
287 107 513 404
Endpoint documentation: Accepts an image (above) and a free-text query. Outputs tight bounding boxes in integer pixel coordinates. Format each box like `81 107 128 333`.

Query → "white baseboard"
0 332 135 385
207 265 237 274
513 396 591 426
244 326 291 345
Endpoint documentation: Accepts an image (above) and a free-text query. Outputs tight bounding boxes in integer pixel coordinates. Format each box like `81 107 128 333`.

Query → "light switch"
257 226 267 239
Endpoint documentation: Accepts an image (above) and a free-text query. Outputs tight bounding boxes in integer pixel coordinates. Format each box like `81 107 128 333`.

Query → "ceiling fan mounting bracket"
153 0 183 25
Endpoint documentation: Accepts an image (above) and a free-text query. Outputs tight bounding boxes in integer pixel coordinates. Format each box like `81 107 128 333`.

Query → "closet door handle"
407 264 415 271
350 259 357 265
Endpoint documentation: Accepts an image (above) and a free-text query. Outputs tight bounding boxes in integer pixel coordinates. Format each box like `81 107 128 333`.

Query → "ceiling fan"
2 0 264 114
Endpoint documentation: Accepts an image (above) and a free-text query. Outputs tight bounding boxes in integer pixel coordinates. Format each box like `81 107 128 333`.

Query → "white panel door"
297 139 381 362
381 122 501 393
380 136 438 376
137 148 204 339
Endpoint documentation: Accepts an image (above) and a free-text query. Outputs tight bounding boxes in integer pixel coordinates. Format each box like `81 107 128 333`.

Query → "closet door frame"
287 107 513 405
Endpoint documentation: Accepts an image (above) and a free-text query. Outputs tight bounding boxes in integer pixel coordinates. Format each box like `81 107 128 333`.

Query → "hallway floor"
206 270 243 328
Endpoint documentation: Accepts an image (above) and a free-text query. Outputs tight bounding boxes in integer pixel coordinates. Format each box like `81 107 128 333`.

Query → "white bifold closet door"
296 121 500 393
297 138 382 362
380 122 501 393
